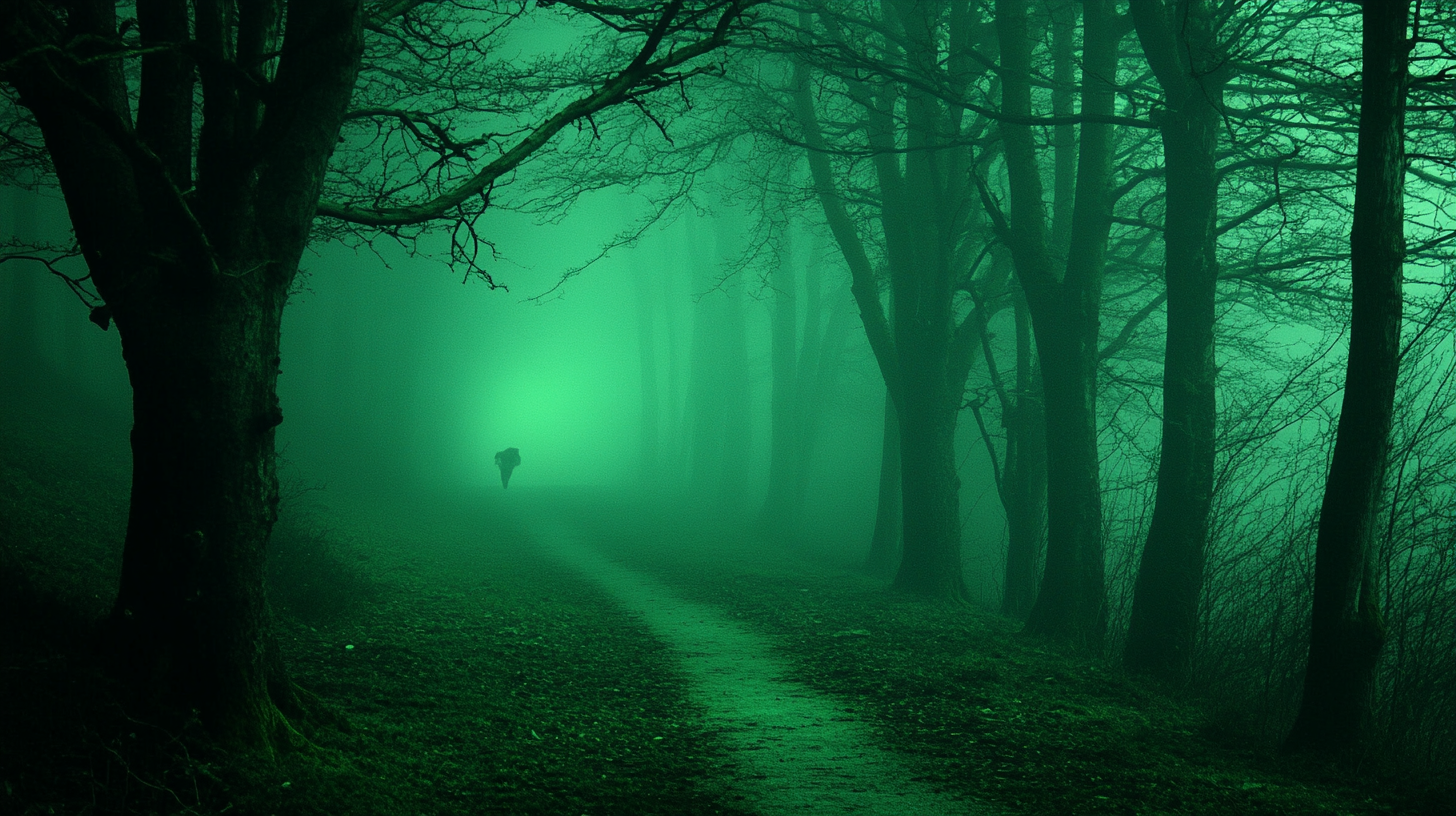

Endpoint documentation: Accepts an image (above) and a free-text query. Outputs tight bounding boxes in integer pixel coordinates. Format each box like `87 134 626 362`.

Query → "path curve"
533 519 997 816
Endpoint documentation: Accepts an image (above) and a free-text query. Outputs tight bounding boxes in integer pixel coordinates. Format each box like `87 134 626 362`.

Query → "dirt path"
532 517 996 816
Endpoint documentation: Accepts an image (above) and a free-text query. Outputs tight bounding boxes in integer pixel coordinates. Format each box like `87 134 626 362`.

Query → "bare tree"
0 0 757 748
994 0 1122 648
1122 0 1225 683
790 0 1002 602
1286 0 1410 753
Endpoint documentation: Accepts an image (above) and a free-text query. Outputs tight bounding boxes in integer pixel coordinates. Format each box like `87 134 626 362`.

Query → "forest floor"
1 383 1451 816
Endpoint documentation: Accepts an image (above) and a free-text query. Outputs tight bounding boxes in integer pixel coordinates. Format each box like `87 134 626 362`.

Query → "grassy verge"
565 494 1451 816
258 497 752 816
5 378 1446 815
0 393 751 815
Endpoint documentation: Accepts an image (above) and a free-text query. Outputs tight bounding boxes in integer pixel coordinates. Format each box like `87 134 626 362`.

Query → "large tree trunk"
1 0 364 749
891 352 965 599
998 0 1116 647
1123 0 1223 683
1001 293 1046 619
1023 311 1105 644
792 3 975 603
1286 0 1406 753
109 266 299 747
1048 0 1077 256
881 0 971 603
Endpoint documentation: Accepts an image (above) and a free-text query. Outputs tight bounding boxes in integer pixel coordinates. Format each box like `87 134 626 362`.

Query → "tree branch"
319 0 754 226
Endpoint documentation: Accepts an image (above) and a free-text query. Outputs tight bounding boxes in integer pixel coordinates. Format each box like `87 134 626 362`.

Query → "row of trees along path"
0 0 1443 765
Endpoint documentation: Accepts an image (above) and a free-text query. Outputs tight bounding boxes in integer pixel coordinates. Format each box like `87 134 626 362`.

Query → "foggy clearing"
3 1 1454 815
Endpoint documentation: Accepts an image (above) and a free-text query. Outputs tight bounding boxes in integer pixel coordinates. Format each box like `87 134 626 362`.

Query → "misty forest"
1 0 1453 814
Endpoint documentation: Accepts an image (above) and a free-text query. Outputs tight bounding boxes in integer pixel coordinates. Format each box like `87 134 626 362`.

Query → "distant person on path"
495 447 521 489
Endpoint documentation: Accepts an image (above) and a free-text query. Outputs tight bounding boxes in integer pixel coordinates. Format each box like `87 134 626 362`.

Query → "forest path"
528 513 995 816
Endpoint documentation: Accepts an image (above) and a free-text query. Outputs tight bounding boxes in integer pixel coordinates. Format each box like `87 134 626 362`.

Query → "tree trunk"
684 225 729 493
108 266 299 747
1049 0 1077 257
1024 312 1105 644
718 289 753 508
881 0 970 603
791 3 972 602
998 0 1116 648
891 353 966 600
1124 0 1223 683
1286 0 1406 753
684 215 753 507
1001 293 1046 619
1 0 364 749
865 390 902 576
787 287 854 516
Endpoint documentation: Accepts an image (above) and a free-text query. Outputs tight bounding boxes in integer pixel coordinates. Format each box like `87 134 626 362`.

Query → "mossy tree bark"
1286 0 1407 753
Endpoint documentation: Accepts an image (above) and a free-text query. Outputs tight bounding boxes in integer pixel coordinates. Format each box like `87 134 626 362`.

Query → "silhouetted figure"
494 447 521 489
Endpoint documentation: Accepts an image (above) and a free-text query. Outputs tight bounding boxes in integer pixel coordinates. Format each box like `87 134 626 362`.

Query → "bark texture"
879 0 971 602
